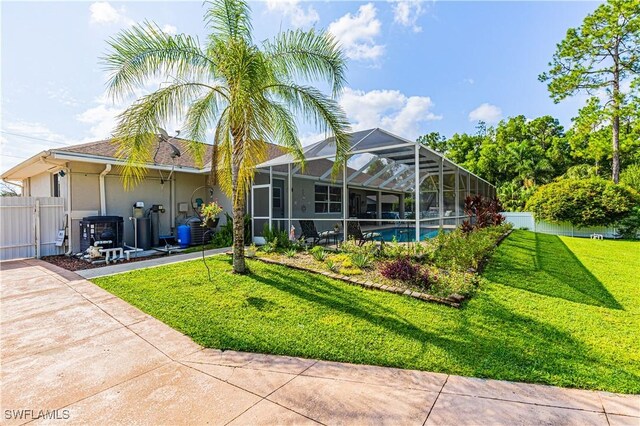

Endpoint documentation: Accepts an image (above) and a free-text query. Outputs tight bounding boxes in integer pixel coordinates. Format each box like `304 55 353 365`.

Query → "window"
315 185 342 213
52 173 60 197
272 186 281 209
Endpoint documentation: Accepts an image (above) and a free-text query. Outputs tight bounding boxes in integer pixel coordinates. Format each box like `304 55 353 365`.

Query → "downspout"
99 164 112 215
64 167 73 255
170 175 176 235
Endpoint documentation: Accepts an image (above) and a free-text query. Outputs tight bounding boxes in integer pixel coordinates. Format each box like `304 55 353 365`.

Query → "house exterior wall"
62 160 231 252
28 173 52 197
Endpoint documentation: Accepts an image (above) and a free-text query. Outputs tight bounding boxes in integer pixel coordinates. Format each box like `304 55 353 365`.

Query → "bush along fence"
501 212 619 238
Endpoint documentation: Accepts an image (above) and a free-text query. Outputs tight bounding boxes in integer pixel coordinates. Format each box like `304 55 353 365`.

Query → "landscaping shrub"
339 266 364 276
616 206 640 239
525 178 640 227
461 195 505 233
431 225 510 271
260 240 278 253
378 238 435 260
309 246 327 262
284 248 297 258
380 258 434 289
325 254 363 275
380 257 420 282
430 270 478 298
350 252 373 269
325 258 338 272
211 213 252 247
340 240 379 257
262 225 291 250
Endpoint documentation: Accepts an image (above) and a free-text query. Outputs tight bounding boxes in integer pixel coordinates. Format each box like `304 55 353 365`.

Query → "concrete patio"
1 259 638 425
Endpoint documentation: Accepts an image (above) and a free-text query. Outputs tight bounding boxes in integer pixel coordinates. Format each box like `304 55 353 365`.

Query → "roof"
2 136 286 180
258 128 494 188
56 137 214 170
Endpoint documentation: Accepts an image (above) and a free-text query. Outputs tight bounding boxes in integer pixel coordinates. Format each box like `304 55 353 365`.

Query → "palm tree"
103 0 351 273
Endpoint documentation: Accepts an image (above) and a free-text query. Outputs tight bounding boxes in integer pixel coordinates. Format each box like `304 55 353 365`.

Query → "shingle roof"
56 136 286 169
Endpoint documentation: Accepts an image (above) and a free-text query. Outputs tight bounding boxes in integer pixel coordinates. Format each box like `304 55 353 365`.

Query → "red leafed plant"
461 195 505 233
380 258 435 289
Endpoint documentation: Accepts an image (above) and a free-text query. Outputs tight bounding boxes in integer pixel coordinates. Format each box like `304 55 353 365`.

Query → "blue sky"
1 0 600 173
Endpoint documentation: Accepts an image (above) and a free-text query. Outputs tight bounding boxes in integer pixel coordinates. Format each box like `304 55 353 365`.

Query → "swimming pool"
373 227 441 242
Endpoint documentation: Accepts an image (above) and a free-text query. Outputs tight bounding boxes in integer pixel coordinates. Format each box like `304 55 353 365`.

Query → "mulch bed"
41 254 164 271
252 254 461 308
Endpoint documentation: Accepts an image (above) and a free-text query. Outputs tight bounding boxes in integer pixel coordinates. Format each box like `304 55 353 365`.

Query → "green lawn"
93 230 640 393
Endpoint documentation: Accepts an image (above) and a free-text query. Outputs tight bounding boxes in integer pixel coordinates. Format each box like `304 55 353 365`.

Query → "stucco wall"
64 160 231 251
28 173 52 197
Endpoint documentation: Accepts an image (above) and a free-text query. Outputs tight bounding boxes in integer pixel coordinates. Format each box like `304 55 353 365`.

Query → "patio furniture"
299 220 331 246
347 221 383 246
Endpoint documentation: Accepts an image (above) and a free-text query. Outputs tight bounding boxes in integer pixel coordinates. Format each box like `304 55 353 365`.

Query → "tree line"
418 0 640 212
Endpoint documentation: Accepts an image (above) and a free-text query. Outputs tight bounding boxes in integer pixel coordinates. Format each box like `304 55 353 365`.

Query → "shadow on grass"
484 231 621 309
97 255 640 392
243 265 636 386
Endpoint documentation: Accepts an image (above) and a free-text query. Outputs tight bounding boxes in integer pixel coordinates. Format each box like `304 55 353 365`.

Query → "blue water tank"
177 225 191 248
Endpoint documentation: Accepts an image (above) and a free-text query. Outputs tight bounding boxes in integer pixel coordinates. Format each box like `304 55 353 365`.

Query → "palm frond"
183 86 229 164
112 82 208 188
204 0 252 42
103 21 215 100
267 83 351 173
264 101 304 164
265 28 347 97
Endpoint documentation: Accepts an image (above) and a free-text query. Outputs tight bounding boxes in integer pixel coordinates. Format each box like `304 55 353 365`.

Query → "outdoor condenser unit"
79 216 124 252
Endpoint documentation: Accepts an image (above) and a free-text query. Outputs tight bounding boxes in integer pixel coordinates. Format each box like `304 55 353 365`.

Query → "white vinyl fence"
502 212 618 238
0 197 66 260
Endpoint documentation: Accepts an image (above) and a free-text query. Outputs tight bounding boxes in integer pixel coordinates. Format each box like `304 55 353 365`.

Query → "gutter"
99 164 112 215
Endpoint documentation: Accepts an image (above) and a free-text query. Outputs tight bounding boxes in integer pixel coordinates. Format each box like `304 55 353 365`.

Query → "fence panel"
0 197 65 260
38 197 66 257
502 212 617 238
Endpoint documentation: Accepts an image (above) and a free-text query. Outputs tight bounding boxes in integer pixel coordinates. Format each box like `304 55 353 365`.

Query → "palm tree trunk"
231 152 247 274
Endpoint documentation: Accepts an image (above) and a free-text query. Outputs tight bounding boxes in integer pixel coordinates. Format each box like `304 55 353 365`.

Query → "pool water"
373 227 441 242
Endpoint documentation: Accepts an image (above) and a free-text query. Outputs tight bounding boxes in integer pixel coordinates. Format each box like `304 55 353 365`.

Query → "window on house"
52 173 60 197
315 184 342 213
272 186 281 208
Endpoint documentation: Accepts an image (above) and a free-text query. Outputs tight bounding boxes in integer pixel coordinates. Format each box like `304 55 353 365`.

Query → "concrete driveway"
1 259 638 425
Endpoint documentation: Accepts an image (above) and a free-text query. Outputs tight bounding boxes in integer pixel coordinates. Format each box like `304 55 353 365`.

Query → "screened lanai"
251 128 495 244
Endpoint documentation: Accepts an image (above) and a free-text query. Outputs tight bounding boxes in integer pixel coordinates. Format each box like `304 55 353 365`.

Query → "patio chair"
298 220 331 246
346 221 382 246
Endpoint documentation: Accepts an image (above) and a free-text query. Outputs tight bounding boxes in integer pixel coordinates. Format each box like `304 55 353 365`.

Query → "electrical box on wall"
178 202 188 213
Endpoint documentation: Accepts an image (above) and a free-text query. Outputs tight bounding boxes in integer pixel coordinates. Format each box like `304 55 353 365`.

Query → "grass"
93 230 640 393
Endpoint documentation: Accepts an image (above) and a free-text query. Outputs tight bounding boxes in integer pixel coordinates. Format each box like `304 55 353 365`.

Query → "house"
1 128 494 252
0 136 275 253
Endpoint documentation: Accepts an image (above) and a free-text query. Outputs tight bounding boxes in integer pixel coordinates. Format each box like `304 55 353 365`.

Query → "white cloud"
4 121 70 144
392 0 425 33
89 2 133 26
75 103 124 141
468 103 502 123
0 121 77 173
463 78 474 85
266 0 319 27
161 24 178 35
328 3 384 61
76 75 183 141
340 87 442 138
46 87 80 107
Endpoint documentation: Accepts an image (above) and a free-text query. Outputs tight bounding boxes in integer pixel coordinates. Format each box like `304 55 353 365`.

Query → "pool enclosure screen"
251 128 495 243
